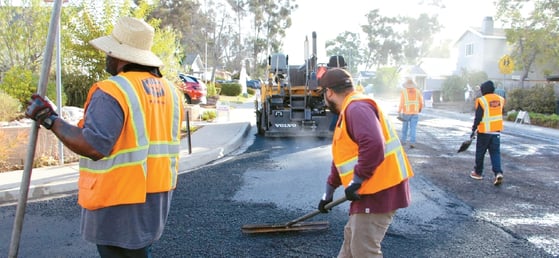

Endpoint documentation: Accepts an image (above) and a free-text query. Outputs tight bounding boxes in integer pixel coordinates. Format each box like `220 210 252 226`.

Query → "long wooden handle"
285 196 347 227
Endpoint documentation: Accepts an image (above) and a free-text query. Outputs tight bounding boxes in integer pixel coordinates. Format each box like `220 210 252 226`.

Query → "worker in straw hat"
25 17 183 257
398 78 424 148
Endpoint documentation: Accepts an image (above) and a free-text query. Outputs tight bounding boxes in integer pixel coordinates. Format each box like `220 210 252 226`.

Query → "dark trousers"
97 244 152 258
474 133 503 176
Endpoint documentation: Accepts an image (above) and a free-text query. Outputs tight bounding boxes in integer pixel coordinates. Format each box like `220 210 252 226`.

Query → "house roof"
453 27 507 46
402 65 427 76
419 58 456 77
183 54 199 66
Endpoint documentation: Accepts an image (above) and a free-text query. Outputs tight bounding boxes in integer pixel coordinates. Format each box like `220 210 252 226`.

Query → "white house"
183 54 205 78
453 17 511 82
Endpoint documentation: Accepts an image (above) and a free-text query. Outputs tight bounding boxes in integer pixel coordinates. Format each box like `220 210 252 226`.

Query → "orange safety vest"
475 93 505 133
332 93 414 195
399 88 423 114
77 72 183 210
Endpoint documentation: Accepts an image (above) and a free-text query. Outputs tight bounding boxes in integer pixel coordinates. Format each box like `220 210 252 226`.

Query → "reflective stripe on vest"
478 95 504 133
154 81 181 188
78 75 181 210
403 89 420 114
334 93 413 194
80 76 149 173
335 116 410 181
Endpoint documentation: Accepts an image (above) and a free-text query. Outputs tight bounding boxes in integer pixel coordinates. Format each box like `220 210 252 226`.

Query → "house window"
465 43 474 56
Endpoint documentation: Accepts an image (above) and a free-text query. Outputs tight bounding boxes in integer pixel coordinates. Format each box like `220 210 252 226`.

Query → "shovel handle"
285 196 347 227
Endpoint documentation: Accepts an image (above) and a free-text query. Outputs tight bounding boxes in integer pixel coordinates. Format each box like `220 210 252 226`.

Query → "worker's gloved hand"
345 182 362 201
318 197 333 213
25 94 59 129
470 131 476 139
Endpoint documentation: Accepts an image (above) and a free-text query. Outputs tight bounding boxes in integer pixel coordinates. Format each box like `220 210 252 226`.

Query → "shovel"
242 196 347 234
457 130 477 153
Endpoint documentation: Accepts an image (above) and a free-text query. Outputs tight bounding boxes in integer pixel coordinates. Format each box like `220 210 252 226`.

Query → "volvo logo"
274 124 297 128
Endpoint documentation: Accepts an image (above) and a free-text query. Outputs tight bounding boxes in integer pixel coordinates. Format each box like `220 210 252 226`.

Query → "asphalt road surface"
1 101 557 257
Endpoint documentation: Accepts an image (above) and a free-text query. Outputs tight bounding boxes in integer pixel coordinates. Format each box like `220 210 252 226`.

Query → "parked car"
178 74 207 104
246 79 261 89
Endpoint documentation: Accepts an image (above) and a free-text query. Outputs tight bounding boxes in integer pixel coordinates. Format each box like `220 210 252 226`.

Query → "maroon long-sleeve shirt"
327 100 411 214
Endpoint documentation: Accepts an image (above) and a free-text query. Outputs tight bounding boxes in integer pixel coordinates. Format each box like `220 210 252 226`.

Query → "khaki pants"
338 211 395 258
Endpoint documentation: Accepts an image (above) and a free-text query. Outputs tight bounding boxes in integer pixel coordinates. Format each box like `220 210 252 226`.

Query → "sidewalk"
0 102 254 206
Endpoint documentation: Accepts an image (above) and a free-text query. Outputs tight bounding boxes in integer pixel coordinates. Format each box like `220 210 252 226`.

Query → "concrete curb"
0 122 252 205
179 122 251 172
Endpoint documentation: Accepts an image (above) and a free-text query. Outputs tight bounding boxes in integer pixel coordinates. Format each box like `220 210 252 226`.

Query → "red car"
178 74 207 104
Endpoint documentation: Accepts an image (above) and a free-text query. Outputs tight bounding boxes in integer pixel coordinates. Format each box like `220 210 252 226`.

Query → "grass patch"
218 94 254 104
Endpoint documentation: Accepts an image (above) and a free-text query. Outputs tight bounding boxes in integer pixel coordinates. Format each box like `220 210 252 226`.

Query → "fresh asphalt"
1 99 557 206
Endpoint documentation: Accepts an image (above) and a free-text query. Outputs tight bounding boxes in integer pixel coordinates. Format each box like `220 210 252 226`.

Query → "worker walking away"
398 78 423 148
469 80 505 186
316 68 414 258
25 17 184 257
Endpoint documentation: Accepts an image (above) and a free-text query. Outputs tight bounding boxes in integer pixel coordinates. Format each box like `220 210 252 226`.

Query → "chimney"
482 16 494 35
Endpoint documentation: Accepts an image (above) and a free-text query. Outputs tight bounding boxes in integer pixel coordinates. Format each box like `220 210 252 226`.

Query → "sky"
282 0 500 63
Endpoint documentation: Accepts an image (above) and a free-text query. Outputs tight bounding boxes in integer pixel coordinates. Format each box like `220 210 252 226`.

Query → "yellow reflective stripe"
337 157 357 177
165 78 180 187
148 142 180 156
168 78 181 142
81 76 149 172
403 90 419 111
80 146 149 173
385 115 411 180
337 94 410 180
479 97 502 132
110 76 148 146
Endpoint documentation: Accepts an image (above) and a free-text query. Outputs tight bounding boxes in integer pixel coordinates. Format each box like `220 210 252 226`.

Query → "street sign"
499 55 514 74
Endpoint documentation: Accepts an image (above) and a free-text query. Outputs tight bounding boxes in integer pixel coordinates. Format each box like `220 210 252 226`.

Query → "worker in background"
25 17 184 257
324 55 347 131
469 80 505 186
317 68 413 258
495 84 507 100
398 78 424 148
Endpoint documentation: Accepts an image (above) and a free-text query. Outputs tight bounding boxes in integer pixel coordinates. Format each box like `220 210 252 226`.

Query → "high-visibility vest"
332 93 414 194
77 72 183 210
400 88 423 114
475 93 505 133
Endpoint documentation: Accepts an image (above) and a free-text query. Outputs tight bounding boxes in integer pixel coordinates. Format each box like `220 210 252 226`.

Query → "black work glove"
470 131 476 139
25 94 59 129
318 198 333 213
345 182 362 201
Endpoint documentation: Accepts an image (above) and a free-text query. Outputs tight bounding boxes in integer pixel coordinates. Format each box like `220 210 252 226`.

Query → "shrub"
506 111 559 129
206 81 217 97
201 110 217 121
506 84 556 114
442 75 467 101
0 66 66 108
220 83 242 96
0 90 22 121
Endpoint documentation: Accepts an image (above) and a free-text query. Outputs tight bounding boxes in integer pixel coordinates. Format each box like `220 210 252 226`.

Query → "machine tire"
184 94 192 104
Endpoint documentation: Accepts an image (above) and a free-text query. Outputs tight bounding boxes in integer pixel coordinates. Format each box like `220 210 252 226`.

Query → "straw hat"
89 17 163 67
403 78 416 88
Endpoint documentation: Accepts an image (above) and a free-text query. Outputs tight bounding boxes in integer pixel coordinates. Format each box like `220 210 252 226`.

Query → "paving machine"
255 32 337 137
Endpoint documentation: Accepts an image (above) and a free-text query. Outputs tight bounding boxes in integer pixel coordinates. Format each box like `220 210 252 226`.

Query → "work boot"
470 171 483 180
494 173 503 186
